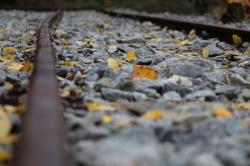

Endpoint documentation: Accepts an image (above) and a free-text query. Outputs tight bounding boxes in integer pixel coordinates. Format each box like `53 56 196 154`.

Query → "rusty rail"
13 11 70 166
102 9 250 43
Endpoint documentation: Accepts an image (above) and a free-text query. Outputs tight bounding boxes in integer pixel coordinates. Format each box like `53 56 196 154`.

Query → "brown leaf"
212 107 233 118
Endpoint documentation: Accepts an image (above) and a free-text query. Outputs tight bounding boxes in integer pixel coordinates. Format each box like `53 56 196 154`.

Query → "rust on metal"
102 9 250 43
13 11 70 166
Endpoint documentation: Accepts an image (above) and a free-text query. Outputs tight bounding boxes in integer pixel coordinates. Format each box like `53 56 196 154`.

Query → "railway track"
12 11 70 166
1 9 249 166
102 8 250 44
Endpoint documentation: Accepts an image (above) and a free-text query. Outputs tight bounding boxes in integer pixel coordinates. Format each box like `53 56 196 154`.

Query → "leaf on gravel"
62 61 77 67
125 50 138 62
0 109 12 138
86 102 115 111
107 58 122 71
133 65 157 80
247 47 250 55
7 63 23 72
0 54 15 62
232 34 242 45
176 40 192 46
0 134 20 144
228 50 243 56
102 115 113 124
0 151 12 162
140 108 164 121
63 40 72 46
55 29 66 38
212 107 233 118
20 62 33 72
202 47 209 59
3 47 16 54
3 105 26 114
235 102 250 110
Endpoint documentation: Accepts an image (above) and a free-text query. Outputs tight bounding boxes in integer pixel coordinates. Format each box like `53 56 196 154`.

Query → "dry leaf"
62 61 77 67
86 102 115 111
126 50 138 62
247 47 250 55
63 40 72 46
107 58 122 71
0 54 15 62
212 107 233 118
0 134 20 144
228 50 243 56
7 63 23 72
232 34 242 45
0 151 12 162
140 108 164 121
20 62 33 72
202 47 209 59
226 0 250 7
133 65 157 80
235 102 250 110
176 40 192 46
102 115 113 124
55 29 66 38
3 47 16 54
0 109 12 137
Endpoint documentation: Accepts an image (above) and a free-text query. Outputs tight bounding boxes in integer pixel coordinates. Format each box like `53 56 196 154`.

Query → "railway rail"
1 8 249 166
13 11 70 166
102 8 250 44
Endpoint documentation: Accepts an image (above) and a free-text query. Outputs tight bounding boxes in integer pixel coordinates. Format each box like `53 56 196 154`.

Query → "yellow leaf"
102 115 113 124
212 107 233 118
62 61 77 67
107 58 121 71
5 82 13 90
7 63 23 72
140 108 164 121
3 47 16 54
0 54 15 62
228 50 243 56
202 47 209 59
95 27 101 33
0 151 12 162
3 105 26 114
86 102 115 111
20 62 33 73
63 40 71 46
116 120 131 128
126 50 138 62
247 47 250 55
232 34 242 45
0 109 12 137
133 65 157 80
235 102 250 110
176 40 191 46
0 134 20 144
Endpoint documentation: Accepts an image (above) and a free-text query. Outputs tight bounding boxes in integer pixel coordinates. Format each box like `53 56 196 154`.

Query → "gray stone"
163 91 182 101
188 153 223 166
207 44 224 56
101 88 148 101
76 128 162 166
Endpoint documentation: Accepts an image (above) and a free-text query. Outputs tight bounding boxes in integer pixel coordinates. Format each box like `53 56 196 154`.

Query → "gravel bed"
52 11 250 166
0 11 47 166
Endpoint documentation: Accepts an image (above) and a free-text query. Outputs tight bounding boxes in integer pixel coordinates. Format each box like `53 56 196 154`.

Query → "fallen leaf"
228 50 243 56
86 102 115 111
63 40 72 46
102 115 113 124
235 102 250 110
20 62 33 72
125 50 138 62
0 109 12 137
3 105 26 114
202 47 209 59
247 47 250 55
0 54 15 62
62 61 77 67
95 27 101 33
176 40 192 46
226 0 250 7
0 151 12 162
5 82 13 90
133 65 157 80
3 47 16 55
7 63 23 72
0 134 20 144
140 108 164 121
212 107 233 118
55 29 66 38
232 34 242 45
107 58 122 71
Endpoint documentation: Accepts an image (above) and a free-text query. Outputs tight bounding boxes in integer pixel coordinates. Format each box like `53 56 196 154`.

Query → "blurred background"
0 0 249 21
